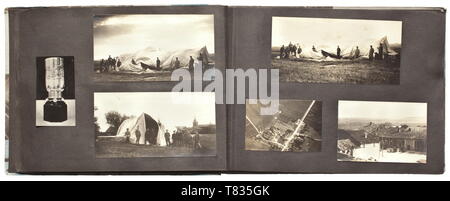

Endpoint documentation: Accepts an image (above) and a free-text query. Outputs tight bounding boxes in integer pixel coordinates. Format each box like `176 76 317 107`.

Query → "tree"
105 111 122 131
94 106 101 136
105 111 130 135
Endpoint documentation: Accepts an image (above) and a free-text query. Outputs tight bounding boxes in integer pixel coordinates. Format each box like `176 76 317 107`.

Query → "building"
379 131 426 152
179 118 215 135
192 117 198 128
365 123 427 152
338 123 427 159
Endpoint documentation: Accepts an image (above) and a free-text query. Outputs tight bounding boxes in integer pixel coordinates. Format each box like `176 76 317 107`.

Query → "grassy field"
96 134 216 158
272 59 400 84
93 71 173 82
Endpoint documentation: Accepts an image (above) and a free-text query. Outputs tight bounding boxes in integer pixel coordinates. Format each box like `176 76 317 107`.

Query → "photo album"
6 6 445 174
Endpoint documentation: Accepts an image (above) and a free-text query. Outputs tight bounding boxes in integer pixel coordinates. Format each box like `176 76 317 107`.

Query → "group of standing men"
124 126 159 145
171 56 196 71
279 42 302 59
99 55 121 72
123 127 201 149
136 53 202 71
366 43 388 61
167 129 202 149
335 43 387 60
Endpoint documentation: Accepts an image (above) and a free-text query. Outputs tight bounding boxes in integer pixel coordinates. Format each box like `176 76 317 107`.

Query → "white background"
36 100 76 126
0 0 449 181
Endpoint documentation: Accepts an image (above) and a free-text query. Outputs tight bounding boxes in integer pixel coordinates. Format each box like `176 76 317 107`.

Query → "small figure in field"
135 126 141 144
292 44 298 57
100 59 105 72
156 57 161 70
172 130 178 146
107 55 113 71
337 46 341 58
369 45 374 61
188 56 195 71
116 58 122 68
378 43 384 60
124 128 131 143
288 42 293 52
354 46 360 59
198 53 203 61
165 129 171 146
284 46 290 59
280 45 285 59
193 131 201 149
174 57 180 69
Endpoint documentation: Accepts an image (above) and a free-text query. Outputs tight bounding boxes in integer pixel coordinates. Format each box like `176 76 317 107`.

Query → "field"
96 134 216 158
272 59 400 84
93 71 173 82
245 100 322 152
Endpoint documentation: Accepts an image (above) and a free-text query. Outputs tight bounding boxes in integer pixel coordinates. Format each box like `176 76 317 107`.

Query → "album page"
7 5 228 173
228 7 445 173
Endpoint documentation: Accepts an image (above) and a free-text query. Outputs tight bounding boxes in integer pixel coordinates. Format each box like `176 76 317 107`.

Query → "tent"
116 46 211 72
272 36 400 60
116 113 167 146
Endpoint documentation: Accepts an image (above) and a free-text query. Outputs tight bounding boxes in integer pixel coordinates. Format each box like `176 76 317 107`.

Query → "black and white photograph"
272 17 402 84
245 100 322 152
93 14 215 82
94 92 217 158
338 101 427 163
36 56 75 126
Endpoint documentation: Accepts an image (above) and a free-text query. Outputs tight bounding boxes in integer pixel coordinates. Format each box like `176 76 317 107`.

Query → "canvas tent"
116 113 167 146
116 46 211 72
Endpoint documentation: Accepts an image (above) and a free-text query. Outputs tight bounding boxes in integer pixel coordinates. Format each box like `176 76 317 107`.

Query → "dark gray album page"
229 7 444 173
8 6 227 173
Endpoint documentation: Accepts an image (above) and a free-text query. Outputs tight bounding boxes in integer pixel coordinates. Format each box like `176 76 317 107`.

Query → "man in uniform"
337 46 341 58
354 46 360 59
369 45 375 61
172 130 178 146
156 57 161 70
292 44 298 57
193 131 201 149
135 126 141 144
378 43 384 60
164 129 171 146
188 56 195 71
124 128 131 143
198 53 203 62
100 59 105 72
116 58 122 68
280 45 285 59
174 57 180 69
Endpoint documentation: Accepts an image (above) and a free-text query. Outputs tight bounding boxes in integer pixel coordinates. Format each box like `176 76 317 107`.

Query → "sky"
338 101 427 122
93 14 214 60
272 17 402 48
94 92 216 132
